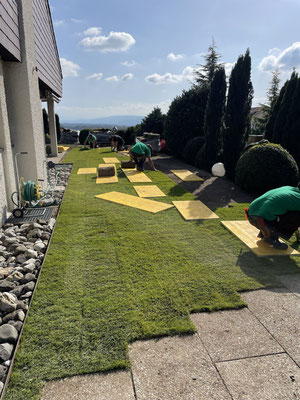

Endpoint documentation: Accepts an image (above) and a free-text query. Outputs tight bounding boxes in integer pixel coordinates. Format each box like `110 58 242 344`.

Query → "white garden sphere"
212 162 225 177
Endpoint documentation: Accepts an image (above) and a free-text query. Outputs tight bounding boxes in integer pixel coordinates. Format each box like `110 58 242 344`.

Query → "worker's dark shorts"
130 151 145 161
245 208 300 240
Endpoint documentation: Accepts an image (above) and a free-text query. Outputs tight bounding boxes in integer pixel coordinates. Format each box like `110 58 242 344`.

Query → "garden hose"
21 180 40 202
11 163 59 210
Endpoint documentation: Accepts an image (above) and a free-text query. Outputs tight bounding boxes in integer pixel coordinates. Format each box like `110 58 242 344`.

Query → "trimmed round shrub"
235 143 299 195
183 136 205 165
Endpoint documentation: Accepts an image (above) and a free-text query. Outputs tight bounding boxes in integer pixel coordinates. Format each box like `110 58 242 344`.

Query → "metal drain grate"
6 207 56 224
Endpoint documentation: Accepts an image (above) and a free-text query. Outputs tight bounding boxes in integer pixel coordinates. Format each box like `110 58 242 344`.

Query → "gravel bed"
0 164 72 395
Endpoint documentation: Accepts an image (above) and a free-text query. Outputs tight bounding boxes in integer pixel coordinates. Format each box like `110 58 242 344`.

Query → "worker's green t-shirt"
130 142 150 157
88 134 96 141
248 186 300 221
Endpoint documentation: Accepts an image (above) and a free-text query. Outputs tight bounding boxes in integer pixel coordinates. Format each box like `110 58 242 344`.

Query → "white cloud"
224 62 235 76
71 18 84 24
106 75 120 82
105 73 134 82
83 27 102 36
60 58 80 77
268 48 281 56
80 31 135 53
259 42 300 72
253 97 267 107
167 52 184 61
86 73 103 80
53 20 65 27
145 65 195 84
258 55 277 72
121 73 134 81
121 60 137 67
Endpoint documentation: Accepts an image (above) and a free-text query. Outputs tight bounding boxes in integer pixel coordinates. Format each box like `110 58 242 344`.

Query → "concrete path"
41 274 300 400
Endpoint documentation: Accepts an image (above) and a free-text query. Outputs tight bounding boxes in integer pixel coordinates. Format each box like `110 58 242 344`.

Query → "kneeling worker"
129 142 157 171
245 185 300 250
84 132 97 148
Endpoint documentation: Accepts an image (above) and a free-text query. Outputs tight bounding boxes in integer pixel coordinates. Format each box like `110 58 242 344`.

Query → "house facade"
0 0 62 225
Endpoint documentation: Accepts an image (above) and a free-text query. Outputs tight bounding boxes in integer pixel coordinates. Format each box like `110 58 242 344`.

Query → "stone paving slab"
41 371 135 400
278 274 300 298
191 308 283 362
216 353 300 400
129 335 231 400
242 289 300 365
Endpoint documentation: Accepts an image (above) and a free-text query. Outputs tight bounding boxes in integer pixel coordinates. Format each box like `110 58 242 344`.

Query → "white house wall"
3 0 47 189
0 152 8 225
0 58 17 217
0 0 53 226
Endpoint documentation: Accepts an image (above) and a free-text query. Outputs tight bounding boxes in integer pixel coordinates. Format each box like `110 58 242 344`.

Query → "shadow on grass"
236 248 300 290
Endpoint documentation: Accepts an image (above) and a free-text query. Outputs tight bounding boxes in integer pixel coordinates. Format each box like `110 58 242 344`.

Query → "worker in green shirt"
245 186 300 250
84 133 97 148
129 142 157 171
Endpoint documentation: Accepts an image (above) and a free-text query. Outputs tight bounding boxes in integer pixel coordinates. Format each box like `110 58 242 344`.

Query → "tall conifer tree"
203 66 226 168
272 71 298 144
223 49 253 179
264 81 287 141
194 39 222 86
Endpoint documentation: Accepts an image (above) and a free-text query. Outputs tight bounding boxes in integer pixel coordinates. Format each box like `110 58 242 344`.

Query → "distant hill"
62 115 144 130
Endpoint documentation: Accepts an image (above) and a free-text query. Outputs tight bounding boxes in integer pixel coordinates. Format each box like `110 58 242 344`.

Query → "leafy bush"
183 136 205 165
165 86 209 158
141 107 166 137
123 127 137 145
79 129 90 145
235 143 299 195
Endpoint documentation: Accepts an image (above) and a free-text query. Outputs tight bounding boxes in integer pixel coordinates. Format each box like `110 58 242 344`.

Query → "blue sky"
50 0 300 122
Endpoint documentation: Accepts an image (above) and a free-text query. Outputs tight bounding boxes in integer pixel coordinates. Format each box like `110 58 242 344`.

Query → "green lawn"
5 148 300 399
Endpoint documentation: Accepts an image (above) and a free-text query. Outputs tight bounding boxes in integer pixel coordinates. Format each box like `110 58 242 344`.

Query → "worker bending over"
129 142 157 171
245 185 300 250
111 135 125 152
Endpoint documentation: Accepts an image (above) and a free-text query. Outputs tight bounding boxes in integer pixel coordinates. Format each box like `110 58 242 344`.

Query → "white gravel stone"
0 324 18 343
0 293 18 313
25 249 38 259
0 343 14 361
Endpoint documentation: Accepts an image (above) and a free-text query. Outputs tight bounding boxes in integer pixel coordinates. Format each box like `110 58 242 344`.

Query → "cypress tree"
203 66 226 168
42 108 49 134
270 72 300 167
264 81 287 141
257 69 281 136
223 49 253 179
272 71 298 144
286 76 300 166
55 114 61 142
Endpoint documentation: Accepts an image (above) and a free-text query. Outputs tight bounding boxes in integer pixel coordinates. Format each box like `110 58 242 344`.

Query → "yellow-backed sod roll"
121 160 136 169
98 165 115 177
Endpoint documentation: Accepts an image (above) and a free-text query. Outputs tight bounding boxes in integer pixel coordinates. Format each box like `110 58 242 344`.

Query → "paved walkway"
41 274 300 400
40 151 300 399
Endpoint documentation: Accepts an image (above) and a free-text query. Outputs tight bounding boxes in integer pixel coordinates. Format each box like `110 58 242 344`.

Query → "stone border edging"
1 163 73 400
